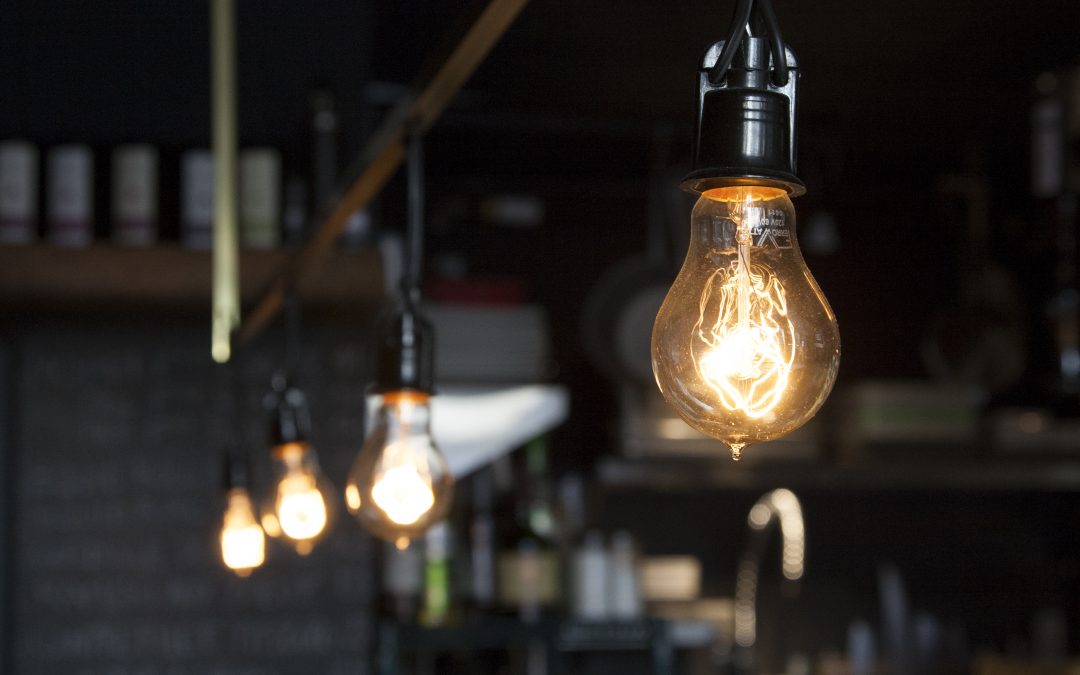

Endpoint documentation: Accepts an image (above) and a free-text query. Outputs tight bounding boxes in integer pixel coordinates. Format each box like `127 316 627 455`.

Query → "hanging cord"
708 0 753 85
403 129 425 305
284 283 302 377
220 351 250 489
755 0 789 86
707 0 790 87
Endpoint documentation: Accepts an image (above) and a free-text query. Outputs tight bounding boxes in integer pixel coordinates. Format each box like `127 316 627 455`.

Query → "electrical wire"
404 130 424 303
708 0 753 85
755 0 790 86
707 0 790 87
284 284 301 377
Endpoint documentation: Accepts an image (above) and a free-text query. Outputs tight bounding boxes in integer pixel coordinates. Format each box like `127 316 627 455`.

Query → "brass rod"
211 0 240 363
234 0 529 346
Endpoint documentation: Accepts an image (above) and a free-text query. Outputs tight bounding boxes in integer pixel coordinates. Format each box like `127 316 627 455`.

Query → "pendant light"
345 131 454 550
220 454 266 576
218 359 266 576
651 0 840 460
259 289 336 555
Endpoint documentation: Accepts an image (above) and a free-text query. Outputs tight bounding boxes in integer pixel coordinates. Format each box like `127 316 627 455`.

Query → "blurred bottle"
469 466 497 614
181 150 214 249
420 521 452 627
571 531 608 620
382 538 423 623
557 472 586 609
47 144 93 247
608 530 643 620
111 144 158 246
497 437 561 622
0 140 38 244
239 148 281 249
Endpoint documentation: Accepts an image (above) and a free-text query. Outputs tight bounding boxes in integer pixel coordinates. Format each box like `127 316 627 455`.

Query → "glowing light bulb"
346 391 453 547
261 441 333 555
652 185 840 459
220 487 265 576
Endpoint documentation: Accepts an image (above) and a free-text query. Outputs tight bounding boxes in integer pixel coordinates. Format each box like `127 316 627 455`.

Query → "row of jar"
0 140 298 249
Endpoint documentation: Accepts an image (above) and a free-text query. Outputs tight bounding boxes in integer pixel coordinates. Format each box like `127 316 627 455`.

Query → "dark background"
3 0 1080 673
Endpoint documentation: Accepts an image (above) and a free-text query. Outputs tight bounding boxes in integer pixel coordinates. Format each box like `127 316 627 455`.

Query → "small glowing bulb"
653 186 840 459
346 391 453 544
220 487 265 576
276 470 328 540
262 441 333 555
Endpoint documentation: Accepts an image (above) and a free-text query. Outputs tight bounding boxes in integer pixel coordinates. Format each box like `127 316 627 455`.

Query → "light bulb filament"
694 208 794 418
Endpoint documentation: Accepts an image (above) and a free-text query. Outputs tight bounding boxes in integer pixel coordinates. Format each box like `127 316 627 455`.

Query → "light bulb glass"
220 487 265 576
652 185 840 459
346 391 453 547
260 441 333 555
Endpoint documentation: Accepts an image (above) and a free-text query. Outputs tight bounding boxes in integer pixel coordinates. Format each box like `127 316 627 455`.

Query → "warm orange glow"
694 189 794 421
694 264 794 418
220 488 265 575
267 441 329 547
382 390 430 406
372 457 436 525
651 183 840 460
276 471 328 541
702 185 788 202
346 389 453 544
272 440 308 461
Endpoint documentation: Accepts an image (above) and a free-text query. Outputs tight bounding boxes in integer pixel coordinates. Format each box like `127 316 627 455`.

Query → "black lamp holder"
266 288 314 447
373 129 436 395
267 367 313 447
682 0 805 196
223 452 252 490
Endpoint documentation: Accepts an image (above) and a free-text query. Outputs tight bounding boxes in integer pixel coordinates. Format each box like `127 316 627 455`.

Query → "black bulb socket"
268 373 312 447
373 302 435 395
223 454 251 491
682 36 805 197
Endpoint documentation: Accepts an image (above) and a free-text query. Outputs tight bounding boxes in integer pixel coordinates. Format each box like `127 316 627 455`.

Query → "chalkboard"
10 318 377 675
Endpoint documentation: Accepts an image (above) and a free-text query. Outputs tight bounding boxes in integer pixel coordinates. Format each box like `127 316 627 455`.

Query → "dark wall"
6 319 376 674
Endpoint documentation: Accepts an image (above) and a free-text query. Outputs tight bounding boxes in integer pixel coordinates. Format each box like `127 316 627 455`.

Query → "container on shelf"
0 140 38 244
111 144 158 247
239 148 281 249
181 150 214 249
46 144 93 247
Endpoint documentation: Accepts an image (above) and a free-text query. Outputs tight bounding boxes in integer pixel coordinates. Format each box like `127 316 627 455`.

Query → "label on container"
497 548 559 608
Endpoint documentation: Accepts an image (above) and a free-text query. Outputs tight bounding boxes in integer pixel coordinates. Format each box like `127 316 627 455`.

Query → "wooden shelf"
0 244 385 312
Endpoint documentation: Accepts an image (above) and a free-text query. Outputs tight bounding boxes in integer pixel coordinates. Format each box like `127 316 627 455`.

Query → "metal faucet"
733 488 806 673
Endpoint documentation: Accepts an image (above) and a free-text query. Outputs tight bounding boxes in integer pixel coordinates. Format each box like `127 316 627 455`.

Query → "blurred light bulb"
261 441 333 555
346 391 453 548
652 186 840 459
220 487 265 576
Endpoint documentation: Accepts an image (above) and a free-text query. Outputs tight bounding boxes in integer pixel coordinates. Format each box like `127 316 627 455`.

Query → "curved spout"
734 488 805 665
